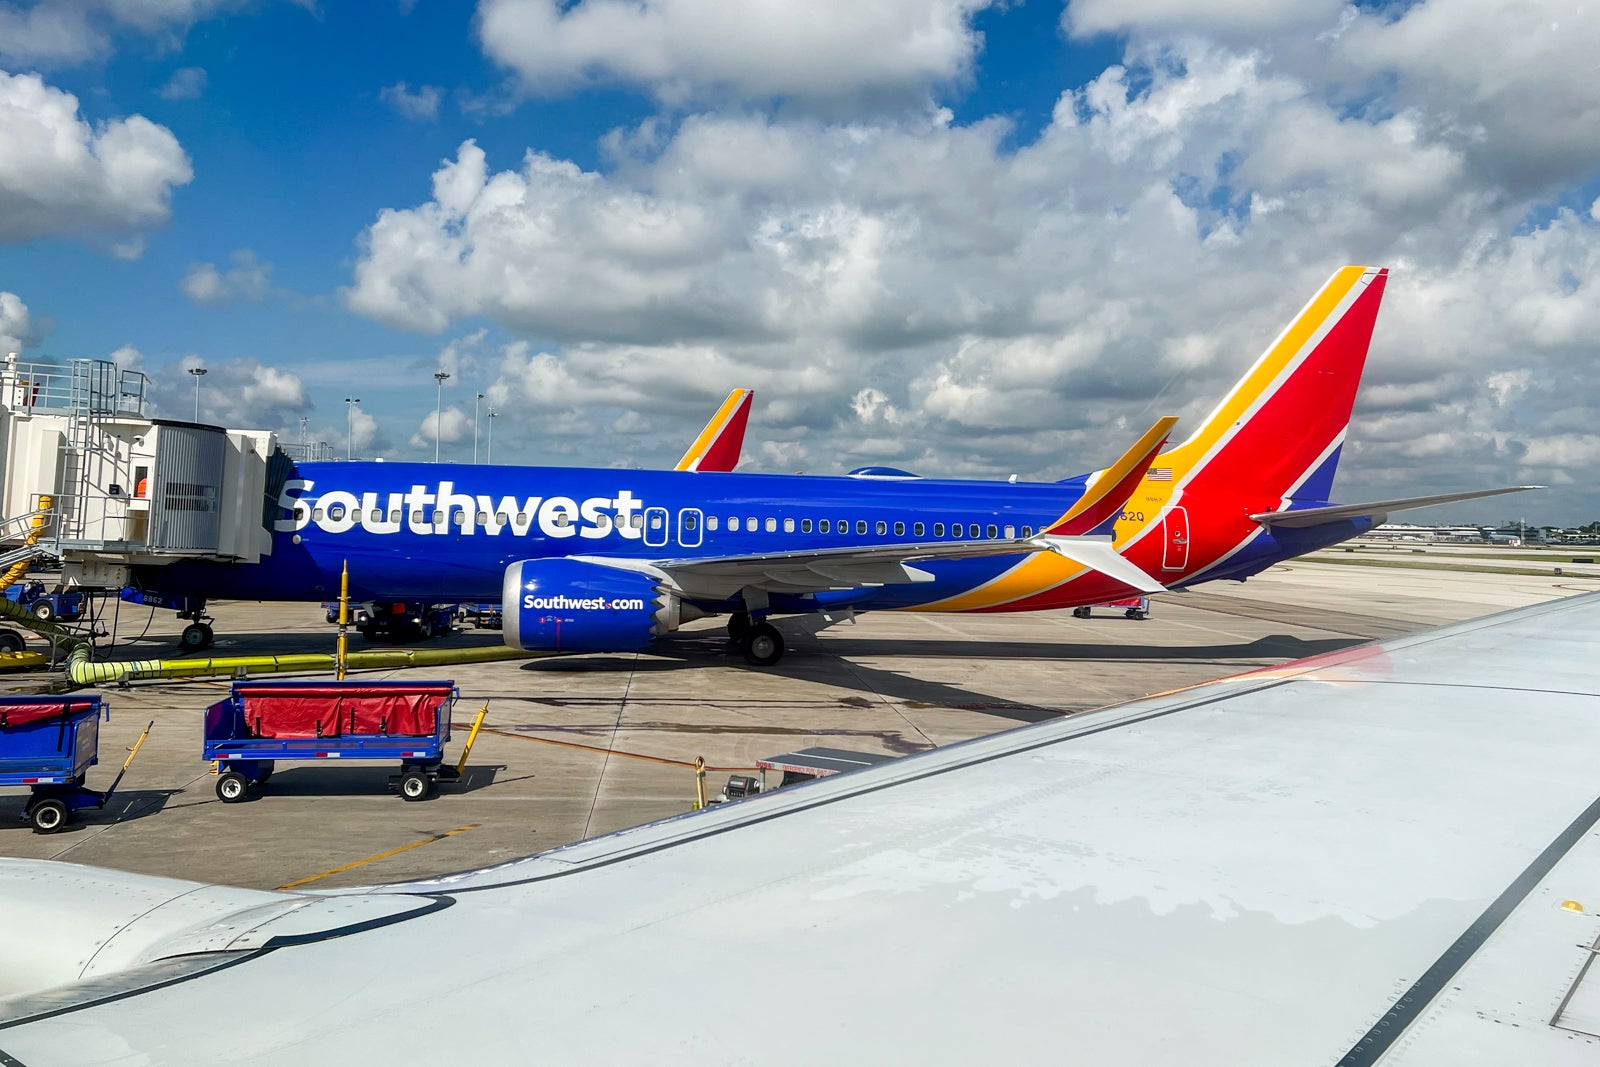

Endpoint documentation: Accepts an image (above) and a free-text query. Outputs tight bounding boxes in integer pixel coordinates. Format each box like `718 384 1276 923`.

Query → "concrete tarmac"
0 563 1582 891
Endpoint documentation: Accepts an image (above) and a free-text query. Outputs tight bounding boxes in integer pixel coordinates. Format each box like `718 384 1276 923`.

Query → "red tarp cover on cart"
0 701 97 730
241 686 451 739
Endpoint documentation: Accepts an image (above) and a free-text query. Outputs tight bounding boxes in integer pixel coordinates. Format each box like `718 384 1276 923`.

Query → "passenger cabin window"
370 509 383 522
649 514 663 529
497 512 509 525
1022 525 1033 537
1004 525 1015 538
987 524 998 539
934 522 944 536
707 516 719 530
411 511 424 524
478 512 490 525
913 522 925 537
685 513 699 530
455 511 469 527
631 515 645 529
875 521 887 535
555 514 571 528
327 504 344 520
729 517 740 531
801 519 813 533
893 521 905 537
432 510 444 525
747 516 757 530
855 520 867 535
820 519 831 533
765 517 777 532
783 518 794 532
312 508 325 520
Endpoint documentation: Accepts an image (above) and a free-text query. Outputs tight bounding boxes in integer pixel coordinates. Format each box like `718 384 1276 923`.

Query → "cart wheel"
216 772 248 803
0 630 23 653
30 600 55 622
29 798 69 834
399 771 432 802
1072 606 1092 619
1126 608 1147 620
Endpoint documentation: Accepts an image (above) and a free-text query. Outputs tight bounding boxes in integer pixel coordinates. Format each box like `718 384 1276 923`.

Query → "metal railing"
282 441 336 463
0 358 149 419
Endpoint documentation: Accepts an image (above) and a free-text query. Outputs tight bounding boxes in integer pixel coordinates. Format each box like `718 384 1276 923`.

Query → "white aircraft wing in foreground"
5 593 1600 1064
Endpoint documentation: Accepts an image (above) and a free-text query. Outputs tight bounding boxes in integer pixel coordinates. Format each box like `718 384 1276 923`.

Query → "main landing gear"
726 612 785 667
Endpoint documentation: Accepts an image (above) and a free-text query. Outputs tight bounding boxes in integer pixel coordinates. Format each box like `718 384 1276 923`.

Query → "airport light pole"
474 392 484 464
344 397 360 461
487 408 496 464
188 366 207 421
433 371 450 463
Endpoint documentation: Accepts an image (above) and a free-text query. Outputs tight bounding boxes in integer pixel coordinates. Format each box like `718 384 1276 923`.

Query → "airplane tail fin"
676 389 753 473
1046 416 1179 536
1157 266 1388 507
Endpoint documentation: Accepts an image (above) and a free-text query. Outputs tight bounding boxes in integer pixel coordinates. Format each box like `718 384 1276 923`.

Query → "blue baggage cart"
0 695 153 834
203 680 462 803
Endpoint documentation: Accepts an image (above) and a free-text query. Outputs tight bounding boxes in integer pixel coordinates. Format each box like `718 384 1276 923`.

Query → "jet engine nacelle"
502 558 685 653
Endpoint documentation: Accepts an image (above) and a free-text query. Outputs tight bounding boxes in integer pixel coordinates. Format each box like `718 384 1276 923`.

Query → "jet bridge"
0 351 287 593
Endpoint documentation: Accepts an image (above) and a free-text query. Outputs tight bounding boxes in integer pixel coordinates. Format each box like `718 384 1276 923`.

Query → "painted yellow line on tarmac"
277 823 479 890
480 727 758 773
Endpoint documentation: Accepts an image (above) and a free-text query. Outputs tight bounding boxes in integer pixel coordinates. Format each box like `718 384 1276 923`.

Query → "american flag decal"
1147 468 1173 482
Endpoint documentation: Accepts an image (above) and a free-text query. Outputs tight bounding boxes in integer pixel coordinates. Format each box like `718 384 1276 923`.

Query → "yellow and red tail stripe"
675 388 754 473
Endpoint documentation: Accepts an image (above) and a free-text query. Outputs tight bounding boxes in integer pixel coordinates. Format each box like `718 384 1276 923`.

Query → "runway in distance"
128 265 1533 665
2 591 1596 1064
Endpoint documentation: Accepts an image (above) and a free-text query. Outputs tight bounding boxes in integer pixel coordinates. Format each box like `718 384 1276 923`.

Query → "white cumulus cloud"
476 0 996 105
0 290 39 354
179 250 273 306
0 69 192 250
157 66 207 100
380 81 443 120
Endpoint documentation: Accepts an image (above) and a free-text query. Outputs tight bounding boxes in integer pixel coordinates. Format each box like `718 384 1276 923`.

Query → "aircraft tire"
29 798 68 834
180 623 213 651
741 623 784 667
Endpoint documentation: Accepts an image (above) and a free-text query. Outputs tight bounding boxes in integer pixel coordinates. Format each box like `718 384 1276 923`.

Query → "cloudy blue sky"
1 0 1597 522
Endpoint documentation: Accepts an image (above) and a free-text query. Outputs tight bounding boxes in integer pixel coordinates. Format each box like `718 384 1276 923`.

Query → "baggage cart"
0 695 153 834
1072 595 1151 621
202 681 465 803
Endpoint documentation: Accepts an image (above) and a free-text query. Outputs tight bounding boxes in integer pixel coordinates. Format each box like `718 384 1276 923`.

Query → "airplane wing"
3 593 1598 1064
650 532 1165 598
655 416 1179 598
1251 485 1541 528
674 388 754 472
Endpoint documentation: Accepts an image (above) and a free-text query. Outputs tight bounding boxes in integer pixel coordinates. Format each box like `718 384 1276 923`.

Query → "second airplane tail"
1154 265 1389 509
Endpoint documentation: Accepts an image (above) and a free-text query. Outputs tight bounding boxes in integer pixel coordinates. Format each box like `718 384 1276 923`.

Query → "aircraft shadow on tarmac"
519 630 1363 726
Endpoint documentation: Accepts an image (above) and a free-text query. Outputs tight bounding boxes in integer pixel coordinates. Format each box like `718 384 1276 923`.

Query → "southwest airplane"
128 266 1531 665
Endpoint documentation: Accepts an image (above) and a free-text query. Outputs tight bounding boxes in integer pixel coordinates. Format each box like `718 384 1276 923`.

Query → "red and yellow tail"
1147 265 1387 510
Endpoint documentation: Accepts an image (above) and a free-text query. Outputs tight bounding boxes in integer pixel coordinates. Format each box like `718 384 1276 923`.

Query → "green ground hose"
65 643 540 686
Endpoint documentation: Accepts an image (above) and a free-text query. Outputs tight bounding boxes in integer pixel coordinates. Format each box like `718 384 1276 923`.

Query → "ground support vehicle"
203 681 477 802
0 695 152 833
466 603 502 629
1071 595 1151 621
357 602 457 642
4 581 85 622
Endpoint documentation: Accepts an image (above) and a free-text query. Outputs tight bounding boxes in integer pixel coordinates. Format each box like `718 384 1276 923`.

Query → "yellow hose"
65 643 542 686
0 495 53 593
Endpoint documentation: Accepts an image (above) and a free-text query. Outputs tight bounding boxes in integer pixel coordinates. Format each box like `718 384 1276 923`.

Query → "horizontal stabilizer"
1032 536 1167 594
1251 486 1542 529
1047 416 1180 536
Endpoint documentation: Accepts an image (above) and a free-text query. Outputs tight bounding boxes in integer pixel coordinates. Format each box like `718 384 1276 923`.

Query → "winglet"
676 389 754 472
1045 416 1180 536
